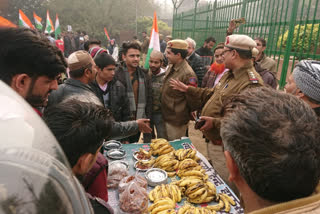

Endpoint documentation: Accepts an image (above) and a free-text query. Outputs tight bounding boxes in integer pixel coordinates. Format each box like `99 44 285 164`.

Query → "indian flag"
33 12 42 30
144 11 160 69
55 14 61 39
0 16 17 28
104 27 110 40
19 10 35 29
45 10 54 34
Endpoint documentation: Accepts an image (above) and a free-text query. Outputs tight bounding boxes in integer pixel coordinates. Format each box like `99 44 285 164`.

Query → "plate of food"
134 158 155 171
133 148 152 161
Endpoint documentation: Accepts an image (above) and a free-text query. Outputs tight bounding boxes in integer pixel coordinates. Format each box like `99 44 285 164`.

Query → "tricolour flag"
144 11 160 69
19 10 35 29
104 27 110 40
33 12 42 30
55 14 61 39
0 16 17 28
45 10 54 34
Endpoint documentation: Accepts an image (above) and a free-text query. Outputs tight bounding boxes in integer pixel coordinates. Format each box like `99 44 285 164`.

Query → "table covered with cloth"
107 137 244 214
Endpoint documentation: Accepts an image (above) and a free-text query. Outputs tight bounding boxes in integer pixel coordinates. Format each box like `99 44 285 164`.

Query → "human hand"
122 141 130 144
199 116 214 132
137 119 152 133
228 19 237 33
170 78 188 92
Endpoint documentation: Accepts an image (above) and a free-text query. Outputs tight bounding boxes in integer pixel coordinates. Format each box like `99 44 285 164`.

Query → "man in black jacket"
195 36 216 69
186 37 206 87
115 42 152 143
48 50 151 140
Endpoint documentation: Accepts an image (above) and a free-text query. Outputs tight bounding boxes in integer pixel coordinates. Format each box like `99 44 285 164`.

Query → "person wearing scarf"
201 44 228 88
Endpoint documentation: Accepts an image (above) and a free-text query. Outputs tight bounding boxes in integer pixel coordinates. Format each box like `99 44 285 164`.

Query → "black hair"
44 99 113 167
170 48 188 59
255 37 267 47
0 27 67 85
205 36 216 44
221 87 320 203
89 39 101 46
69 64 92 79
122 42 141 55
94 52 116 70
84 40 90 51
50 32 55 38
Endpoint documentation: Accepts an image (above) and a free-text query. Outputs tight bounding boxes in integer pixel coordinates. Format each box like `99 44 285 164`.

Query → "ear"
262 46 267 52
84 68 92 78
224 151 239 182
10 74 32 98
297 90 305 98
77 153 95 175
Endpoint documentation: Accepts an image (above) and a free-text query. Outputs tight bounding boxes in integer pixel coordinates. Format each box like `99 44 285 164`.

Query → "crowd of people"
0 19 320 214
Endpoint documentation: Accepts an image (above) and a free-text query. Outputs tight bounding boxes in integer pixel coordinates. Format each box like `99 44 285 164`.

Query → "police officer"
170 34 264 193
161 39 197 141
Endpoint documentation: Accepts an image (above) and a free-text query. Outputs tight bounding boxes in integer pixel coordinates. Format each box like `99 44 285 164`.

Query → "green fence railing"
172 0 320 89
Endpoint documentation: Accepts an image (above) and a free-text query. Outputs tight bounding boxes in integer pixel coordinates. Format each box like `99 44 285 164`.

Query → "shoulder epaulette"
248 71 259 84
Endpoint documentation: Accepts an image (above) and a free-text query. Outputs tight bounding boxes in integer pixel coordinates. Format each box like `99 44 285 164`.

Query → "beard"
25 94 48 107
210 62 225 74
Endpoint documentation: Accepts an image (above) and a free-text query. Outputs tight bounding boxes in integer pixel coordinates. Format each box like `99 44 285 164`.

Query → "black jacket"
90 79 130 122
187 52 207 87
115 65 152 120
47 78 139 140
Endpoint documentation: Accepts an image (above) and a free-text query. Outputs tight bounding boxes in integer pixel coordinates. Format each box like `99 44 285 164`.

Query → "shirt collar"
231 61 254 80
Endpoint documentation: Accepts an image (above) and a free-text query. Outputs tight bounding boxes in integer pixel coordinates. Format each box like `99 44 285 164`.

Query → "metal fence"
172 0 320 88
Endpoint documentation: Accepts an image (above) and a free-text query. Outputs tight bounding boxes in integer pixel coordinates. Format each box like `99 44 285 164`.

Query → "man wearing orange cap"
161 39 197 141
170 35 264 192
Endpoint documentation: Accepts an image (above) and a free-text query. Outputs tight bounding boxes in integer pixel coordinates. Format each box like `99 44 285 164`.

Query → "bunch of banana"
178 204 215 214
149 183 182 203
154 153 180 173
150 138 175 156
206 193 236 213
175 148 200 161
148 197 176 214
136 157 155 168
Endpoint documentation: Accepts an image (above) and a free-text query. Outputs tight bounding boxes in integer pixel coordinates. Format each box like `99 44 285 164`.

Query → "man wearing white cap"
285 60 320 117
170 34 264 192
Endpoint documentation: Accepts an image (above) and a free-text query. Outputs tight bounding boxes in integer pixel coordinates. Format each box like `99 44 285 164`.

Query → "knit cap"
293 60 320 102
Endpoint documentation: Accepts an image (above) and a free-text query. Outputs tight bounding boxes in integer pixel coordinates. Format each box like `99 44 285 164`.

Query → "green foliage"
137 16 172 37
277 24 320 53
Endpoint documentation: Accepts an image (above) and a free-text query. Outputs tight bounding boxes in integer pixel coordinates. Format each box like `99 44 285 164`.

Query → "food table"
106 137 244 214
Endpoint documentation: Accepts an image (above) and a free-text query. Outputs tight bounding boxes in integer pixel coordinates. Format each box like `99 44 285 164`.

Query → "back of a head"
43 97 113 168
0 27 67 85
67 50 93 79
221 87 320 203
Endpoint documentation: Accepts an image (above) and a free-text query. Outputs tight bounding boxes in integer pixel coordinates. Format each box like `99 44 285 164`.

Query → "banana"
205 182 216 196
189 189 208 203
178 205 191 214
185 183 206 196
187 187 207 199
180 170 204 178
149 189 155 201
167 171 176 177
207 199 224 212
179 178 203 187
151 204 175 214
219 194 231 212
158 209 176 214
173 184 182 202
148 197 175 212
221 193 236 206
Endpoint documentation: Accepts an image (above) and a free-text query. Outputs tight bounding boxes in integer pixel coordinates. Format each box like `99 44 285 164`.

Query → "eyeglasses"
222 49 233 55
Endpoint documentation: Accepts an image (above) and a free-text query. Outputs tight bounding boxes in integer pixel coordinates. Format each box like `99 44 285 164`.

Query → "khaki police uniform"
187 61 264 141
161 40 197 140
186 34 264 194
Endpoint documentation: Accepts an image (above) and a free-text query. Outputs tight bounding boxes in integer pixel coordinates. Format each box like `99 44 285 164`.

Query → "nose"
51 79 59 90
